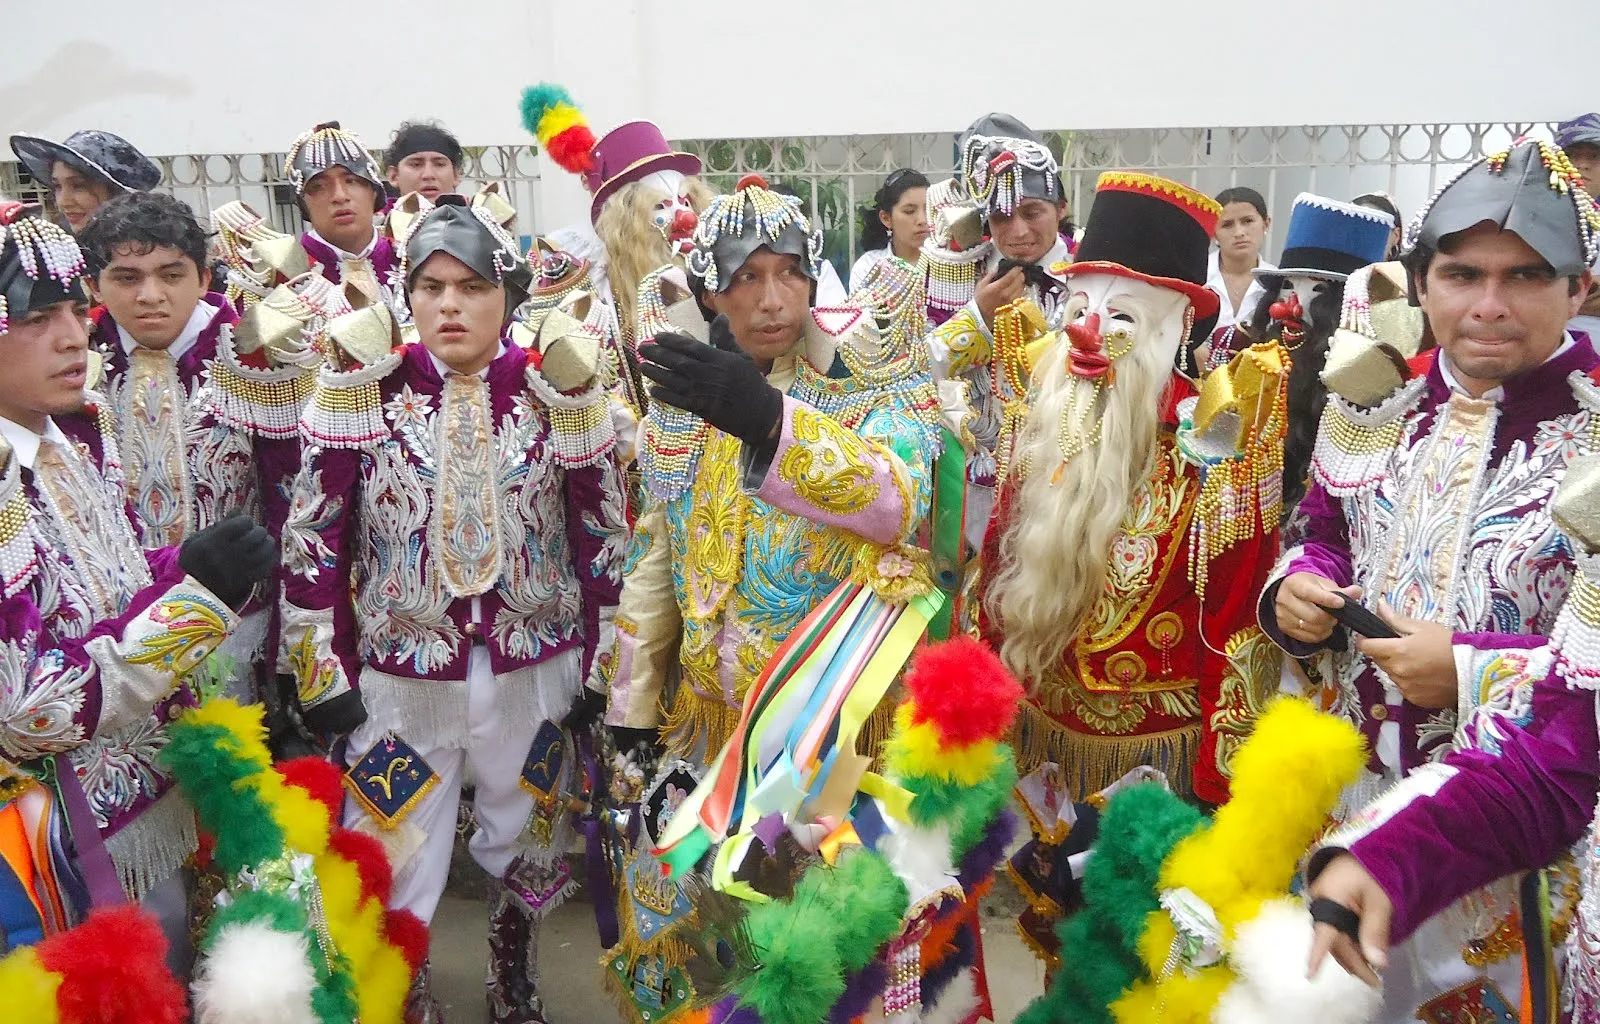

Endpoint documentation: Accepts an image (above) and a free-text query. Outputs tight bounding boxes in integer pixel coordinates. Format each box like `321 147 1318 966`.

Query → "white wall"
4 0 1594 229
6 0 1593 151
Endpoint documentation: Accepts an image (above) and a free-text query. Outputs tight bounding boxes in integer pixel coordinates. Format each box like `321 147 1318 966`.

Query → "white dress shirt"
1206 250 1277 331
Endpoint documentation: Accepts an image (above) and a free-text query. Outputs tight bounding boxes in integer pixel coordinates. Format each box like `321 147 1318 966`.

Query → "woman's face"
882 185 930 253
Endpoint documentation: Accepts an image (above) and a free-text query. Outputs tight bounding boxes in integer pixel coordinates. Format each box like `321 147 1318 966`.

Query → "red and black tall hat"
1067 172 1223 344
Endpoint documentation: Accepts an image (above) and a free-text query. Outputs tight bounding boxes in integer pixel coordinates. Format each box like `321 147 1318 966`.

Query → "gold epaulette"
524 363 617 470
0 438 38 600
1181 342 1292 599
1310 374 1430 496
300 350 404 450
211 201 310 309
206 323 318 440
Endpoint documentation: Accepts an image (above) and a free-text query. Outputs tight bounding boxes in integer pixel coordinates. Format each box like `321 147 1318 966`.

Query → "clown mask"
1267 275 1337 333
641 170 699 257
1059 273 1190 383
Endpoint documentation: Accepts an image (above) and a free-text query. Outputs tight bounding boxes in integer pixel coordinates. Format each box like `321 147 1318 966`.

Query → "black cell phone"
1330 600 1400 640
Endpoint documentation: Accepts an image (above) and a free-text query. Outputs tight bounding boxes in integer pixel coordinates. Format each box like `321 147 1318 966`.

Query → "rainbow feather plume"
520 82 596 175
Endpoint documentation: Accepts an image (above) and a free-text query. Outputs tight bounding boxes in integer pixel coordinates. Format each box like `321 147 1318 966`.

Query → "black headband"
387 126 463 170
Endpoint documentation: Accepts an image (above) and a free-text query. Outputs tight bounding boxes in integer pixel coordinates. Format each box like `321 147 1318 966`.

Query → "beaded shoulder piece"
81 389 129 493
1310 375 1430 496
211 202 311 311
0 438 39 600
523 364 617 469
300 350 404 450
1571 369 1600 440
205 323 317 440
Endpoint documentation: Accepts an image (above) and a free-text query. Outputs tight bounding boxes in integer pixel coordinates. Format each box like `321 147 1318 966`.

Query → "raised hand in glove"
637 317 784 445
179 512 277 608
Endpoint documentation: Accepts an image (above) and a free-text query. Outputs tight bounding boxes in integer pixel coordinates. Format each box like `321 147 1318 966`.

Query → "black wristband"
1309 896 1362 942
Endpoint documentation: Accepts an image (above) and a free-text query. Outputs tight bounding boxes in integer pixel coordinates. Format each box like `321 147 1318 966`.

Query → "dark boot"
405 959 446 1024
486 855 561 1024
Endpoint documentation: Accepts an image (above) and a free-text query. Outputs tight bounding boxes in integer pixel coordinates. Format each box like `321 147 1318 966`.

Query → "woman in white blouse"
848 168 930 291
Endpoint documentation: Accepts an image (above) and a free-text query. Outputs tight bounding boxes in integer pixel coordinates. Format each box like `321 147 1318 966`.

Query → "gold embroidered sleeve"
927 305 994 379
603 503 682 730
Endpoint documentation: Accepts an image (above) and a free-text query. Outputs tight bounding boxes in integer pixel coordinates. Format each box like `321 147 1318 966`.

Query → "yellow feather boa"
1113 698 1365 1022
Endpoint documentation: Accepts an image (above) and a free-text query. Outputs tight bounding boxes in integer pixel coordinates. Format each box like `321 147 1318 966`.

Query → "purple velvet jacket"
1260 338 1600 782
300 231 404 316
0 402 238 899
92 294 302 546
279 341 624 727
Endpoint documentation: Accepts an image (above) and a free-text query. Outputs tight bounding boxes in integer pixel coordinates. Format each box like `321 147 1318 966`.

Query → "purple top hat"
586 121 702 224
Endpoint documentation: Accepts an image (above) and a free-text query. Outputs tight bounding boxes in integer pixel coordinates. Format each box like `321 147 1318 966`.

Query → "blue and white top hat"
1255 193 1394 281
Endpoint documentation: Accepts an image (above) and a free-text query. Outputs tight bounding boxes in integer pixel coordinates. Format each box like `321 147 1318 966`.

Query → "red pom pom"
37 906 186 1024
329 827 393 905
903 637 1025 747
278 756 345 818
384 908 432 976
735 173 769 192
546 126 597 175
194 830 216 870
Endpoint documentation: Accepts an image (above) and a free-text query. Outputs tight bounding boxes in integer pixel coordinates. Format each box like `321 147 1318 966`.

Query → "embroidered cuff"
86 578 240 736
279 601 353 711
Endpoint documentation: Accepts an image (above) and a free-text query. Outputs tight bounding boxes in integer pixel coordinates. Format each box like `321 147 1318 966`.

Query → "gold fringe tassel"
660 687 742 764
1012 703 1199 801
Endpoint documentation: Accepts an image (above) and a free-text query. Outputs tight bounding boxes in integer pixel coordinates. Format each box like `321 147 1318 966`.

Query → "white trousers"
342 647 578 925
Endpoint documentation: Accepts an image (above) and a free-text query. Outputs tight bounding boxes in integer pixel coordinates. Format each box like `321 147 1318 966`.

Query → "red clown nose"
671 207 698 237
1066 313 1112 379
1269 294 1304 323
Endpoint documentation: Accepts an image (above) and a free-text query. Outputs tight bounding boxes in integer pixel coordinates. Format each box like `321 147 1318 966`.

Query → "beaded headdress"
958 113 1063 218
0 201 87 337
283 121 386 198
1405 137 1600 277
401 195 531 319
685 175 824 294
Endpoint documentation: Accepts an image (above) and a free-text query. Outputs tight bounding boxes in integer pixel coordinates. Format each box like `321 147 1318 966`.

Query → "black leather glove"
637 321 784 445
264 670 321 761
561 686 607 733
179 513 277 608
300 687 367 738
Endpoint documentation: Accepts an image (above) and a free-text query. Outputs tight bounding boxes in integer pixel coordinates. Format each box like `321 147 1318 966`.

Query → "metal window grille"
1 123 1550 273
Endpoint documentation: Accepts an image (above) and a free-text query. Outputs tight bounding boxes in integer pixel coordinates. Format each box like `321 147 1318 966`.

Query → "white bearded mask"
1267 274 1337 330
640 170 699 257
1058 274 1191 386
988 270 1194 684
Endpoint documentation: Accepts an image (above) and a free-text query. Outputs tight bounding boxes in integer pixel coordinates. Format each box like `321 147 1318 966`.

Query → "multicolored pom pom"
520 82 597 175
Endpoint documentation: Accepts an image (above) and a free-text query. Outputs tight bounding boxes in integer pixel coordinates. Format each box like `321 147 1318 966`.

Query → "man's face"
0 298 91 431
706 247 811 365
94 244 210 349
1418 222 1588 395
1216 201 1268 262
50 161 113 233
388 152 460 202
1567 142 1600 190
409 252 505 376
989 197 1064 265
302 166 379 252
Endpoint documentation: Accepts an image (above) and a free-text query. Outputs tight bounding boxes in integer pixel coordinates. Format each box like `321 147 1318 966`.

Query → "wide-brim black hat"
9 130 161 194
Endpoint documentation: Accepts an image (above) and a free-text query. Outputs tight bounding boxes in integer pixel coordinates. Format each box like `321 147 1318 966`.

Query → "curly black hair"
77 191 208 278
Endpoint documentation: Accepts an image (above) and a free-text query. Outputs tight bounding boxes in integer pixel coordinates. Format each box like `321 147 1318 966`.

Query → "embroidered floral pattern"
0 638 89 759
776 405 882 516
72 711 170 829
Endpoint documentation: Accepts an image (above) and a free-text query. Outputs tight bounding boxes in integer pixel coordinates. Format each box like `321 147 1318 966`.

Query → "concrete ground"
430 890 1048 1024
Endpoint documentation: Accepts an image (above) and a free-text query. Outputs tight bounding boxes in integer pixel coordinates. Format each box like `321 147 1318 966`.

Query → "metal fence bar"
1 124 1555 273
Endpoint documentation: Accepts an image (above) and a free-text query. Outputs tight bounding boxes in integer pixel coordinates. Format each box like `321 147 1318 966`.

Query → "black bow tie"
998 259 1057 291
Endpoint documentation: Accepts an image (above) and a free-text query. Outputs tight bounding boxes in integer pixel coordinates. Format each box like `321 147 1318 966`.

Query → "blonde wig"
987 280 1191 685
592 176 714 342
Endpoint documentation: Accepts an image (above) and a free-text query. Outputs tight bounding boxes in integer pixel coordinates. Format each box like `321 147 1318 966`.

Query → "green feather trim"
1019 783 1205 1024
519 83 572 136
159 720 283 873
791 850 909 973
901 746 1018 862
736 898 846 1024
